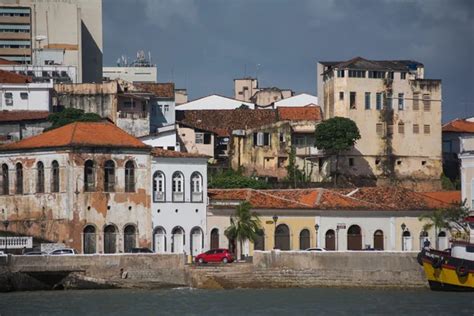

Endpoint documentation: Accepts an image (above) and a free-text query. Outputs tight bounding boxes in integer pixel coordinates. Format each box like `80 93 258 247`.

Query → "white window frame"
153 171 165 202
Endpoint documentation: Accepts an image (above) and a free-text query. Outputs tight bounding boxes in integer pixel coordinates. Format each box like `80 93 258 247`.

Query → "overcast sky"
103 0 473 122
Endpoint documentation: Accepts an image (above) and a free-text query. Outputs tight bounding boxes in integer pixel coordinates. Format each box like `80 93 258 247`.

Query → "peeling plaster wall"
177 126 215 157
117 116 150 138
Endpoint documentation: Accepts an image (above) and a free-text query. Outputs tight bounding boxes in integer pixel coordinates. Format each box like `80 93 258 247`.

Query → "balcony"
295 146 323 156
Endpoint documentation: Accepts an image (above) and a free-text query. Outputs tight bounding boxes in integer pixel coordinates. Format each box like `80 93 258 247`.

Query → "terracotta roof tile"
277 106 323 121
134 83 175 99
0 58 18 65
419 191 462 206
0 111 49 122
442 119 474 133
0 70 31 83
151 148 209 158
0 121 149 151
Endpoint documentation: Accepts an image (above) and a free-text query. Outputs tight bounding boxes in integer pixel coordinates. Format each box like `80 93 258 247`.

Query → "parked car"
24 251 47 256
50 248 77 255
305 247 327 252
131 247 153 253
195 249 235 264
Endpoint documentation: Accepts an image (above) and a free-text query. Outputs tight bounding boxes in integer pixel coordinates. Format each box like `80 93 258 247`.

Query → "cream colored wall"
394 217 439 251
461 155 474 210
234 79 258 102
177 126 214 157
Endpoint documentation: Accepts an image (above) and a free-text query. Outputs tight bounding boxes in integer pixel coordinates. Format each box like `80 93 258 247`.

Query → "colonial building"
150 149 208 256
442 117 474 180
234 77 293 106
0 121 152 253
207 187 459 255
460 136 474 210
317 57 442 190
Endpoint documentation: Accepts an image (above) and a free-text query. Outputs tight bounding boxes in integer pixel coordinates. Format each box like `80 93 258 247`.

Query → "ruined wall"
117 115 150 138
177 126 215 157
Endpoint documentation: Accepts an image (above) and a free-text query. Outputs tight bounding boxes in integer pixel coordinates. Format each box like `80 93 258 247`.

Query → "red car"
195 248 235 264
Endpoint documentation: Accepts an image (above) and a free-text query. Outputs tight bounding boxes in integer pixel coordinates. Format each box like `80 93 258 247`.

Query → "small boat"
418 215 474 291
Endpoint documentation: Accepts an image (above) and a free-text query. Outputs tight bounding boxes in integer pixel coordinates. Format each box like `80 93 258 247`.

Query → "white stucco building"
176 94 255 110
460 136 474 210
274 93 318 107
0 80 52 111
151 149 208 256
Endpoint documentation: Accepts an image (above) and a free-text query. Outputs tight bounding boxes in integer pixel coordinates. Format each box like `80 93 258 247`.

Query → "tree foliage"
209 169 269 189
285 145 306 187
224 201 261 258
47 108 102 131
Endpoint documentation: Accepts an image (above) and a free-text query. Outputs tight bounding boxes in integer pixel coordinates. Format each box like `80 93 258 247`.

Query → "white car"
305 247 327 252
50 248 77 255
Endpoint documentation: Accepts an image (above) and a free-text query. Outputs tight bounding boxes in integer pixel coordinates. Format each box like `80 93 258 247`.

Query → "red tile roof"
151 148 209 158
0 58 18 65
420 191 462 205
0 70 31 83
0 111 49 122
134 83 175 99
277 106 323 121
0 121 149 151
208 187 460 211
442 118 474 133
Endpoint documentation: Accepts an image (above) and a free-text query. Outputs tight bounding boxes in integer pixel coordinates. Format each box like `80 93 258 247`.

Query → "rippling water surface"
0 287 472 315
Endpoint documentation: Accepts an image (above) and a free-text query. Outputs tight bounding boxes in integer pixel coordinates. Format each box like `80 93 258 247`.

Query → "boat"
418 215 474 291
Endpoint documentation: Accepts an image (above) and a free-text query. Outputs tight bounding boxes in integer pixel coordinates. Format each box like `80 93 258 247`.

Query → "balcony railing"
173 192 184 202
153 191 165 202
0 236 33 249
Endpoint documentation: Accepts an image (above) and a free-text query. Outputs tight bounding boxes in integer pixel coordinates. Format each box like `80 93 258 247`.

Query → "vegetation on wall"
285 145 307 188
440 173 461 190
314 117 361 185
208 168 269 189
47 108 102 131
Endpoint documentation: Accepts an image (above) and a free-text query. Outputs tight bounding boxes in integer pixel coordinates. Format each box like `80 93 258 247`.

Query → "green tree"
286 145 306 188
209 169 269 189
47 108 102 131
224 201 261 260
314 117 361 186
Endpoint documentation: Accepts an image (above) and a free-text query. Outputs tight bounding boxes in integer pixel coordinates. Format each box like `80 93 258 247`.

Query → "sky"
103 0 474 122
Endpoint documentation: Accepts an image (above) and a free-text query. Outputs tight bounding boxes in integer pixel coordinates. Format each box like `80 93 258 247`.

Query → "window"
4 92 13 106
164 105 169 112
84 160 95 192
337 70 345 77
15 163 23 194
413 124 419 134
400 72 406 80
195 132 203 144
376 93 382 110
350 92 356 109
376 123 383 136
36 161 44 193
424 124 431 134
386 93 392 109
339 91 344 100
398 123 405 134
172 172 184 202
387 72 394 80
348 70 365 78
123 100 134 108
398 93 404 110
125 161 135 192
1 164 8 195
196 132 211 145
20 92 28 100
153 171 165 202
365 92 371 110
104 160 115 192
294 135 307 147
253 132 271 147
413 93 420 110
423 94 431 111
349 158 354 167
387 124 394 136
191 172 203 202
51 161 59 193
368 71 385 78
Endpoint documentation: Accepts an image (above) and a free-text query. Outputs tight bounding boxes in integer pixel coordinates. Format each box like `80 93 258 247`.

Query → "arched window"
36 161 44 193
124 224 137 253
210 228 219 249
347 225 362 250
325 229 336 251
191 172 203 202
172 226 185 253
254 229 265 251
172 172 184 202
153 171 165 202
15 163 23 194
104 224 117 254
153 227 166 253
402 230 412 251
1 164 8 195
83 225 96 254
275 224 290 250
374 230 384 250
104 160 115 192
190 227 204 256
84 160 95 192
299 229 310 250
125 160 135 192
51 161 60 193
419 230 429 250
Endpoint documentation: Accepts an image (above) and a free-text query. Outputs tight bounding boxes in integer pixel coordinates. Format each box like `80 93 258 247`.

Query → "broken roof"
277 106 322 122
133 82 175 99
0 121 149 151
151 148 209 158
320 57 423 72
442 118 474 133
0 111 49 123
208 187 460 211
0 69 31 84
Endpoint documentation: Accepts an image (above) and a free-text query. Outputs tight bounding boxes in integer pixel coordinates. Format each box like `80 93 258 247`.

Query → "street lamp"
3 220 10 253
314 224 320 248
272 215 278 249
401 223 406 251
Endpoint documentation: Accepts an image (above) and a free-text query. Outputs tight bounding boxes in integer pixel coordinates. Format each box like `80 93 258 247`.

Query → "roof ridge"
324 188 391 209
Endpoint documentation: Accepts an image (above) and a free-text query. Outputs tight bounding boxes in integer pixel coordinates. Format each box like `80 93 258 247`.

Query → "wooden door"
325 230 335 250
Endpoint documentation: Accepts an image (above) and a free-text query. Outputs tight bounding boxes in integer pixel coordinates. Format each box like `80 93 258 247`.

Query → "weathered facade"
0 111 50 144
317 57 442 189
0 121 152 253
460 136 474 210
442 117 474 180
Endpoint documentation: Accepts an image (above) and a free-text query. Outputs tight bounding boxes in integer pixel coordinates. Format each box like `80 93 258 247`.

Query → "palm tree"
225 201 261 260
419 209 449 249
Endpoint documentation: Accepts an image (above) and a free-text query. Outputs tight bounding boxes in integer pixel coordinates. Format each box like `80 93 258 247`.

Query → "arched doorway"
210 228 219 249
190 227 204 256
299 229 310 250
172 227 184 253
347 225 362 250
83 225 96 254
373 230 384 250
325 229 335 250
124 225 136 253
254 229 265 251
153 227 166 253
419 230 429 250
104 225 117 254
402 230 412 251
275 224 290 250
437 231 448 250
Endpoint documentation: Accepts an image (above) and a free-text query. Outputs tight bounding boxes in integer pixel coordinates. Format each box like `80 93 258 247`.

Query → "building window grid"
36 161 44 193
350 92 356 109
153 171 165 202
348 70 366 78
125 161 135 193
1 164 8 195
413 124 420 134
84 160 95 192
172 172 184 202
376 93 382 110
413 93 420 111
191 172 203 202
365 92 371 110
398 123 405 134
398 93 404 110
51 161 60 193
104 160 115 192
423 94 431 111
424 124 431 134
15 163 23 195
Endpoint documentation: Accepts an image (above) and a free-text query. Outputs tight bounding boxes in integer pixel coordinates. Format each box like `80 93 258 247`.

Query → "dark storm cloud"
103 0 474 121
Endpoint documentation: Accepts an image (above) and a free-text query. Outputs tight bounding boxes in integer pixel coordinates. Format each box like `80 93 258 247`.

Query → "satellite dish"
35 35 47 42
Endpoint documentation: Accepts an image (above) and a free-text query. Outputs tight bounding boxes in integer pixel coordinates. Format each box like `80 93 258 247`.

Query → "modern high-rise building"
0 0 102 83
